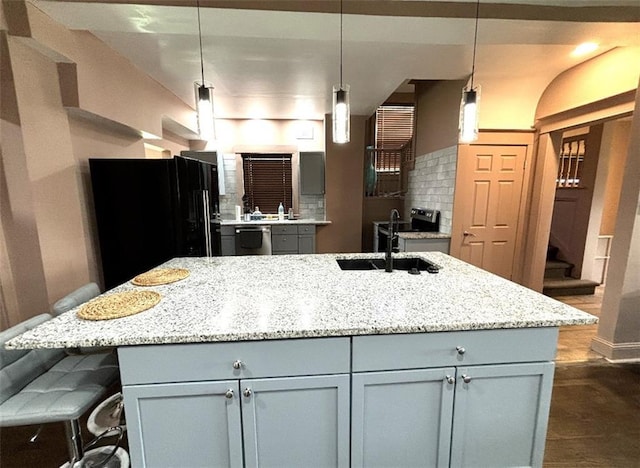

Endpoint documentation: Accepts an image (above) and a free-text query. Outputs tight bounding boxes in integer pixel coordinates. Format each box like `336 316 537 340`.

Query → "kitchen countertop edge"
6 252 598 350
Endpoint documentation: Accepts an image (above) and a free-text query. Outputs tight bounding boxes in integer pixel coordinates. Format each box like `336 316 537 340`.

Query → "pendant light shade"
333 85 350 144
332 0 350 144
459 86 480 143
459 0 481 143
194 0 215 142
195 82 215 141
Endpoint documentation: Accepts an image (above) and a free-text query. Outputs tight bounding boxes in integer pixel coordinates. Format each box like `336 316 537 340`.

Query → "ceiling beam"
35 0 640 23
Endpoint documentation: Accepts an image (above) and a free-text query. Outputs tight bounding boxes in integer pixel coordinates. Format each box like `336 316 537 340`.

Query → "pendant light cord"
339 0 343 87
470 0 480 89
197 0 205 86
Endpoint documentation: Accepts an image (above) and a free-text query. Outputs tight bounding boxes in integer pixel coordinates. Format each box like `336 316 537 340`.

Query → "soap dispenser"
278 202 285 221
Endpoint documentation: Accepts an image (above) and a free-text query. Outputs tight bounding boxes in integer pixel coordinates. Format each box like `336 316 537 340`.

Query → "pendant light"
332 0 350 144
195 0 215 141
459 0 481 143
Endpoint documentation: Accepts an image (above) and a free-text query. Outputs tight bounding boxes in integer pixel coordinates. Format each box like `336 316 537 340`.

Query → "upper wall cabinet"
299 152 325 195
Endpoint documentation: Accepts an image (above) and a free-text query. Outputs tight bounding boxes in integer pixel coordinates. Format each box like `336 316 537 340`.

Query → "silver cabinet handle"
462 374 472 384
232 360 243 370
446 375 455 385
456 346 466 355
243 388 252 397
225 389 234 399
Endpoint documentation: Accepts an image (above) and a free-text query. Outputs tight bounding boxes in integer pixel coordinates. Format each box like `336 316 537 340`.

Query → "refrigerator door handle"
203 190 212 256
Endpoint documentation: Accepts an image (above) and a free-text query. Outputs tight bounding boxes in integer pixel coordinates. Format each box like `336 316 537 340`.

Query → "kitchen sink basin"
336 258 386 270
337 257 440 273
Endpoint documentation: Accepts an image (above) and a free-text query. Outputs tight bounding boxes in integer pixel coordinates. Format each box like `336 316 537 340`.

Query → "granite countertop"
221 219 330 226
6 252 597 350
398 232 451 240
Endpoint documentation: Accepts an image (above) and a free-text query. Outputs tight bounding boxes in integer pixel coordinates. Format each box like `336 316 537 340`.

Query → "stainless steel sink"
337 257 440 273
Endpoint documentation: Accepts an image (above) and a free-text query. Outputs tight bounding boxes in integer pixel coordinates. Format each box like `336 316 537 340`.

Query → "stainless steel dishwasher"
235 225 272 255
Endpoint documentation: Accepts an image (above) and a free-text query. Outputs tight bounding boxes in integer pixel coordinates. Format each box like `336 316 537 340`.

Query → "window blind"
242 153 293 213
375 105 414 170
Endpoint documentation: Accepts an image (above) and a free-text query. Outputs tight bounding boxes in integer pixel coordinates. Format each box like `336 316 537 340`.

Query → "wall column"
592 83 640 361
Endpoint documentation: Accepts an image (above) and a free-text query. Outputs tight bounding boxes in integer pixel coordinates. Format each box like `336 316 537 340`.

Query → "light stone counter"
221 218 330 226
6 252 596 350
398 231 451 240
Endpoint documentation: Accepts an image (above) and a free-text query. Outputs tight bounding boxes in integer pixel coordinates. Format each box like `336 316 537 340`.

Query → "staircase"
543 247 599 297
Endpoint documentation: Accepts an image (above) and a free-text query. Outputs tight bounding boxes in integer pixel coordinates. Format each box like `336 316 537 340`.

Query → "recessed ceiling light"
572 42 599 57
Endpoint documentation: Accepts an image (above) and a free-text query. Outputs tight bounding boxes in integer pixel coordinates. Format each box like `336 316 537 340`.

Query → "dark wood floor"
2 288 639 467
545 287 640 467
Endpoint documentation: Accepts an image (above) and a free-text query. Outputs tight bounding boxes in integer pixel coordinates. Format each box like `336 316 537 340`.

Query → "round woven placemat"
131 268 190 286
77 290 161 321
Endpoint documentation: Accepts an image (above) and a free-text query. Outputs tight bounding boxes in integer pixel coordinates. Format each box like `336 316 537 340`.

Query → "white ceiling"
33 0 640 121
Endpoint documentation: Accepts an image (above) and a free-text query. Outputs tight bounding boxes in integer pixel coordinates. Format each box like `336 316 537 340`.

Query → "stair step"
543 278 600 297
544 260 573 279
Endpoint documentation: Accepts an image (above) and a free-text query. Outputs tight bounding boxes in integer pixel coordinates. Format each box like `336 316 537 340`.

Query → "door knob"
463 231 476 237
225 389 234 399
445 375 455 385
232 360 243 370
461 374 472 384
456 346 466 355
243 388 252 397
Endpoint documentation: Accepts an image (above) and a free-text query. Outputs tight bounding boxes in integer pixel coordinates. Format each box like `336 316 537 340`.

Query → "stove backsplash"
405 146 457 235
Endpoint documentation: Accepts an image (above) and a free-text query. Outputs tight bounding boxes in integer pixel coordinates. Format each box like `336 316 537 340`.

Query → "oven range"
376 207 441 253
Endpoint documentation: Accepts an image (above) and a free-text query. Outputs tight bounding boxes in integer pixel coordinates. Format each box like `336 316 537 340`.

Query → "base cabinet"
124 380 243 467
398 237 450 254
351 368 456 467
124 375 349 468
450 362 554 468
120 329 558 467
242 375 350 467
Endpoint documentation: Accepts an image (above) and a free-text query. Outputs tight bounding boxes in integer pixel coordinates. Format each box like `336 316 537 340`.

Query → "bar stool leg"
64 419 84 466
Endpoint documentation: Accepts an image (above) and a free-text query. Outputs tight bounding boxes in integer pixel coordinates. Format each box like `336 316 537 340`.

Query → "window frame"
234 146 299 214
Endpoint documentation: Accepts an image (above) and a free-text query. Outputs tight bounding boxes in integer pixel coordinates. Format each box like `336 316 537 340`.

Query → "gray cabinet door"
241 374 350 468
300 151 325 194
450 362 555 468
298 235 315 254
351 368 455 468
123 380 243 468
221 235 236 255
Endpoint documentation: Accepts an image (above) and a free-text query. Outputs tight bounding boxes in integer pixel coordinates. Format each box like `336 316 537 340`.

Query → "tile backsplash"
218 153 326 220
405 145 458 234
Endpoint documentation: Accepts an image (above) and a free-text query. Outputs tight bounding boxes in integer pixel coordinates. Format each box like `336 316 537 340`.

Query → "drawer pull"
225 389 234 399
243 388 252 398
232 360 243 370
456 346 466 355
445 375 455 385
462 374 472 384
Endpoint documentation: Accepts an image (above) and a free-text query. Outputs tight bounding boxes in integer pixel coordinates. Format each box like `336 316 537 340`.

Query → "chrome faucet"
385 209 400 272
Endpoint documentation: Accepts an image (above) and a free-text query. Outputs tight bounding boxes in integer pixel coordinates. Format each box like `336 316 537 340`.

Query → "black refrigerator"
90 155 221 290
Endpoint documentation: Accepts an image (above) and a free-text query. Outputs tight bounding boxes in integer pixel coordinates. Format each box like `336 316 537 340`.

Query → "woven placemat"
77 290 161 321
131 268 190 286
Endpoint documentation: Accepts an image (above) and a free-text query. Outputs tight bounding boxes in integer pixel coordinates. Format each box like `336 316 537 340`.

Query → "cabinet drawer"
298 224 315 234
119 337 350 385
272 234 298 252
221 225 236 236
352 328 558 372
271 225 297 235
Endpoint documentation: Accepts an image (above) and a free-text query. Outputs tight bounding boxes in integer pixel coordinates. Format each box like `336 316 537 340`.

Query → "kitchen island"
7 252 597 468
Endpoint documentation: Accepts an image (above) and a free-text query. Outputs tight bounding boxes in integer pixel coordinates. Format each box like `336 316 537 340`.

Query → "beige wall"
414 80 466 156
592 79 640 360
0 2 193 326
599 119 632 235
536 47 640 123
317 115 365 253
529 47 640 360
